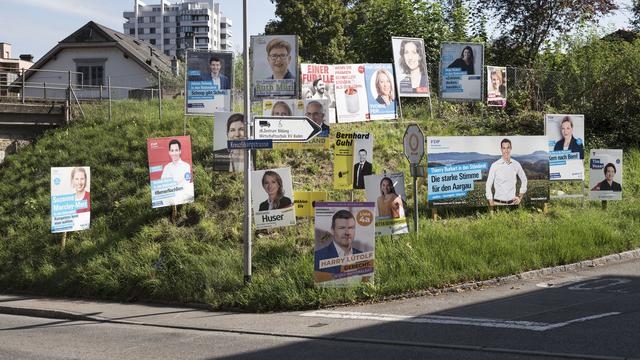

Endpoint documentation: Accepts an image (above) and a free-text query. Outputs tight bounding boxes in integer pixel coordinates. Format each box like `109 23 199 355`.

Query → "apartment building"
123 0 233 59
0 43 33 97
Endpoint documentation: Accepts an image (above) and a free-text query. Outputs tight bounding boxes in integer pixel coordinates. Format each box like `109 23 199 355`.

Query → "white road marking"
568 278 630 291
300 310 621 332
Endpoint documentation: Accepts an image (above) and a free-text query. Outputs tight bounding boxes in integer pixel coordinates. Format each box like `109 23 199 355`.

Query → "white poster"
251 35 297 98
589 149 623 201
440 43 484 101
334 64 369 123
51 167 91 233
301 63 336 123
251 167 296 229
391 37 431 97
545 114 585 180
487 66 506 107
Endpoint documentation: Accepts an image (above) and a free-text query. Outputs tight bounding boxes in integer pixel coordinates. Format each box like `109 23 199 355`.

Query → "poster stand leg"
397 96 404 121
581 179 585 208
543 203 549 214
413 174 418 233
172 205 177 222
431 208 438 221
602 200 607 210
428 96 434 119
61 232 67 249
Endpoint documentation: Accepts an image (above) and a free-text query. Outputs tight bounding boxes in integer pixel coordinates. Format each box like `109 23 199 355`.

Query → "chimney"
19 54 34 62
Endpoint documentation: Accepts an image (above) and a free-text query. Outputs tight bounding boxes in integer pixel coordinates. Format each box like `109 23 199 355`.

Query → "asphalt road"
0 256 639 360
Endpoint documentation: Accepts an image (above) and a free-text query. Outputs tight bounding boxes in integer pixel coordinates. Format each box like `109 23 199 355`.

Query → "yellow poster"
294 191 327 217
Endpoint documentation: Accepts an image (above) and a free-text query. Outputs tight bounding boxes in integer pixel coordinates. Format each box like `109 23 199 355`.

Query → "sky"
0 0 276 60
0 0 634 62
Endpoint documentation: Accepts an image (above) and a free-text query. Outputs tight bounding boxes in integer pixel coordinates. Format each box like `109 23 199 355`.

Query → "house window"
130 29 135 35
150 39 156 45
149 27 156 34
164 38 170 45
75 60 105 86
149 16 156 23
164 27 170 34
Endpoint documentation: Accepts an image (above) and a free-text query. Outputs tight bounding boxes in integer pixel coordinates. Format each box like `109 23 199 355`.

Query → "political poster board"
262 99 304 117
334 64 369 123
301 63 336 123
334 64 398 122
294 191 327 217
314 202 375 287
589 149 623 201
364 173 409 236
51 167 91 233
185 50 233 114
147 136 194 208
487 66 506 107
427 136 549 208
364 63 397 120
251 35 298 98
352 134 374 190
251 167 296 229
213 112 247 172
439 43 484 101
545 114 585 181
391 37 431 97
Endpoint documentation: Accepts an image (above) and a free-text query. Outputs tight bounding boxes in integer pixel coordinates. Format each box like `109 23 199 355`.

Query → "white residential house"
20 21 174 100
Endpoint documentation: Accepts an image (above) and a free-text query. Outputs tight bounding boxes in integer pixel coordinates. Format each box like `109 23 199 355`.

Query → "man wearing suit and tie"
314 210 363 275
201 57 230 90
353 149 372 189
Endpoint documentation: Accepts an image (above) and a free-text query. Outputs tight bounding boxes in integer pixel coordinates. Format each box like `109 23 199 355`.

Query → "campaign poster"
262 99 304 116
301 63 336 123
352 133 374 190
364 63 397 120
251 35 297 98
391 37 431 97
51 167 91 233
251 167 296 229
147 136 194 208
213 112 246 172
440 43 484 101
427 136 549 208
545 114 585 180
364 173 409 236
589 149 623 201
334 64 369 123
294 191 327 217
487 66 506 107
185 50 233 114
314 202 375 287
333 132 354 190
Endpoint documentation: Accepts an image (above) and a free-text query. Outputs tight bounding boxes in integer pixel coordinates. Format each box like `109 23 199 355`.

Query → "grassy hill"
0 98 638 311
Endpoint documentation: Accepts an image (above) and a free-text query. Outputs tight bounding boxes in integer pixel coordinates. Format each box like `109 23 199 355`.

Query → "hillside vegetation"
0 98 639 311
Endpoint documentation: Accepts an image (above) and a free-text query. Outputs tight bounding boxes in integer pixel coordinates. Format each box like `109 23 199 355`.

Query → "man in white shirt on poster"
485 138 527 206
161 139 194 204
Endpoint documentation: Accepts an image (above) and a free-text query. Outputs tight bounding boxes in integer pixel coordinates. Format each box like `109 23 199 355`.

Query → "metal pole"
21 69 25 103
413 164 418 233
66 71 71 123
242 0 252 284
108 76 112 121
100 85 103 100
158 71 162 121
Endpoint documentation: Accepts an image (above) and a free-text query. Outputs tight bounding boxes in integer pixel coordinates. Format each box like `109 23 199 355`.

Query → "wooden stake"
61 232 67 249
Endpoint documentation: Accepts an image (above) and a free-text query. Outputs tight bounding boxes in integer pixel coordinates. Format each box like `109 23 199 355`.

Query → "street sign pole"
403 124 425 234
242 0 252 285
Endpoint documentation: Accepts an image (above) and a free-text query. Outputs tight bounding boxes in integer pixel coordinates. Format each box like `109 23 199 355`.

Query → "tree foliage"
265 0 352 63
632 0 640 31
477 0 617 66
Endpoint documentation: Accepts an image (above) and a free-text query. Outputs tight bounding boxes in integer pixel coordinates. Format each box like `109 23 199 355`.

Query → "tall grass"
0 98 638 311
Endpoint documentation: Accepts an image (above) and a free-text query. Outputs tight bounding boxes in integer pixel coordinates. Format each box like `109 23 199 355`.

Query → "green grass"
0 98 638 311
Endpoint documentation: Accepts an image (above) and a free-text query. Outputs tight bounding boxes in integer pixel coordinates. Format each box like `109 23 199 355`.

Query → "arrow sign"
253 116 321 142
403 124 425 164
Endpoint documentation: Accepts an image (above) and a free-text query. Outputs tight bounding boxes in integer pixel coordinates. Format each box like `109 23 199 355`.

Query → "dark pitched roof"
24 21 172 81
602 29 639 43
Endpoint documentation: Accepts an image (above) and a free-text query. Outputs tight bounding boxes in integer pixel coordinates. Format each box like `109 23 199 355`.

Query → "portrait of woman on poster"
489 69 506 98
374 69 396 106
398 39 429 93
271 101 292 116
591 163 622 192
71 167 90 213
259 171 293 211
447 46 475 75
376 177 405 218
553 116 584 159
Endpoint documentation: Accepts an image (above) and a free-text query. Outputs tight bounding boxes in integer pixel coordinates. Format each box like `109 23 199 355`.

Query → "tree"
265 0 352 63
445 0 470 41
477 0 617 66
632 0 640 31
349 0 449 65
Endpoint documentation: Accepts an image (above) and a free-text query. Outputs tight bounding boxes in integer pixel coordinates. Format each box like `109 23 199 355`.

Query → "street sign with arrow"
253 116 322 142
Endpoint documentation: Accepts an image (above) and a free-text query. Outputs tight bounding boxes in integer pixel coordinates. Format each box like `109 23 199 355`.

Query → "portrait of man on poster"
485 138 528 206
